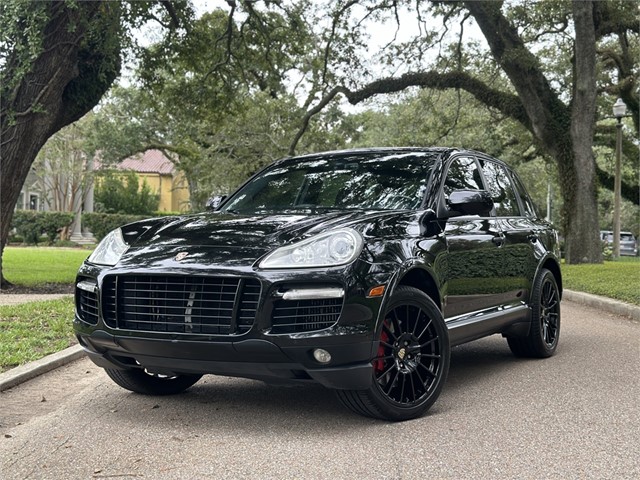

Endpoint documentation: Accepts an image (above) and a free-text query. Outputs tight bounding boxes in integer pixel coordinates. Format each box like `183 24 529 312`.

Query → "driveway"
1 300 638 479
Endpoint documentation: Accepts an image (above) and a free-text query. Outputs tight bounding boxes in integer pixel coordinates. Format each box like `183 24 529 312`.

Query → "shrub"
95 171 160 215
11 211 75 245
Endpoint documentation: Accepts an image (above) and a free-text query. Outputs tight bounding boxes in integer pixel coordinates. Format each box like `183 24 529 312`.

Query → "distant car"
600 231 638 256
74 148 562 421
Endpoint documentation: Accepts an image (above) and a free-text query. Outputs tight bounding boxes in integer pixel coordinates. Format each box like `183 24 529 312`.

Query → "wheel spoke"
408 370 417 401
412 307 422 335
384 369 400 395
417 362 436 378
376 362 397 380
382 321 397 341
400 373 407 402
373 354 395 362
391 310 403 336
545 298 558 310
420 337 438 348
418 353 441 359
414 365 426 386
542 282 553 304
416 318 433 342
406 305 411 331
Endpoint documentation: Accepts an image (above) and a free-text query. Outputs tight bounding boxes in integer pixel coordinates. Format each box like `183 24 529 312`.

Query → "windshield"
221 152 439 214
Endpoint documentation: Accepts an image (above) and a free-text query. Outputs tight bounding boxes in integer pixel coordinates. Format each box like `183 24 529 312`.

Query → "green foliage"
90 4 350 210
10 211 75 245
94 170 159 215
562 258 640 305
0 298 75 372
2 246 89 285
82 212 150 241
0 0 50 116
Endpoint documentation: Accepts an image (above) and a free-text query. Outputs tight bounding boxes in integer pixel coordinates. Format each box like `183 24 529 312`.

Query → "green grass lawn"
562 257 640 305
0 298 75 372
3 246 90 285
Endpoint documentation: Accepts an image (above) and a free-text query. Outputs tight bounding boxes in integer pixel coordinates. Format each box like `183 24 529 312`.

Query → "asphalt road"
1 300 638 480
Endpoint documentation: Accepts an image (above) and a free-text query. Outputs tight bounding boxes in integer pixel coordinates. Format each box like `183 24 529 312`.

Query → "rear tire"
336 286 450 421
104 368 202 395
507 268 560 358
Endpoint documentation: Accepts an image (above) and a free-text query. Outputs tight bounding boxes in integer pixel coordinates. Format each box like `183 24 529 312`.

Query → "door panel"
443 217 507 319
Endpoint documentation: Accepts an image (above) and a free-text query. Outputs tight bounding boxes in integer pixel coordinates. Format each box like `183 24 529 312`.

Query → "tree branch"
289 70 530 155
288 86 349 155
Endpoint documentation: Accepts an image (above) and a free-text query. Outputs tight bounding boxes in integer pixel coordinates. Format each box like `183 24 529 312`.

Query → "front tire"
507 268 560 358
104 368 202 395
336 286 450 421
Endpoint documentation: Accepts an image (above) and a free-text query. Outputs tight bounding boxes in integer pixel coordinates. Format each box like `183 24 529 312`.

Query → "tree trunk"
464 0 602 263
0 1 121 288
566 1 601 263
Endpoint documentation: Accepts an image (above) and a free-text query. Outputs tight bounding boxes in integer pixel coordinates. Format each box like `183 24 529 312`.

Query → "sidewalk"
0 289 638 392
0 293 72 306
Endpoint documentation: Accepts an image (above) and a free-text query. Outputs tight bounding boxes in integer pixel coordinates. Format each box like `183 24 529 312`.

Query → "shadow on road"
102 335 539 432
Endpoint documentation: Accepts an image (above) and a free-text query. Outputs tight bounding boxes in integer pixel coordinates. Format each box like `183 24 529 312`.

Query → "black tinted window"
443 157 483 196
221 153 438 213
512 173 537 217
479 160 520 217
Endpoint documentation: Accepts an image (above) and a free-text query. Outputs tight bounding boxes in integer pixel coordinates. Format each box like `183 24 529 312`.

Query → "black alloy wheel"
336 286 450 421
507 268 561 358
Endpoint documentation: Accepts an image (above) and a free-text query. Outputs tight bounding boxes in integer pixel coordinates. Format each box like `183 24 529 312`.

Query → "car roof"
269 147 518 174
276 147 461 163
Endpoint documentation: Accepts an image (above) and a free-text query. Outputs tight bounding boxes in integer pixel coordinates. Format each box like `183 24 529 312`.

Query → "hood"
115 210 418 270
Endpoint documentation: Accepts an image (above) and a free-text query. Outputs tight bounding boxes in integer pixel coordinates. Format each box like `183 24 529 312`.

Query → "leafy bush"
95 170 160 215
10 210 75 245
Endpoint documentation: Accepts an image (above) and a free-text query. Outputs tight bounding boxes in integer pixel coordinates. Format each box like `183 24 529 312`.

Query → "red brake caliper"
374 321 390 373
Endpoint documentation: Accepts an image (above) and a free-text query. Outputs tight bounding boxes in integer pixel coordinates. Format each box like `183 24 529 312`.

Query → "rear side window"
511 173 537 218
479 160 521 217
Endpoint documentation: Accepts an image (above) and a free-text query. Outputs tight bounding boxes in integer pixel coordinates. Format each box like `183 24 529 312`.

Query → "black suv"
74 148 561 421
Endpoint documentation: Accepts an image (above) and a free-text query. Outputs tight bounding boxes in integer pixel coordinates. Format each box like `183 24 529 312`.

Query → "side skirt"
445 304 531 347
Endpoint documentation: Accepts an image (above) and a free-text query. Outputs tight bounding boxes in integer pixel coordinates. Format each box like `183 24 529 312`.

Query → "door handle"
492 236 505 247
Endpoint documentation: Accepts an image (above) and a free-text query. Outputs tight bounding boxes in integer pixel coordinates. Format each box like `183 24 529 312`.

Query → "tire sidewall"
531 269 561 356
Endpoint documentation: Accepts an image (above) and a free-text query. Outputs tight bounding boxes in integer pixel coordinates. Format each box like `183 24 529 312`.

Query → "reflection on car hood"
115 210 419 270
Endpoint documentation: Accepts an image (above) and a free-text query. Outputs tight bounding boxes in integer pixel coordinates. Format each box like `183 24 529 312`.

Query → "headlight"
260 228 364 269
87 228 129 266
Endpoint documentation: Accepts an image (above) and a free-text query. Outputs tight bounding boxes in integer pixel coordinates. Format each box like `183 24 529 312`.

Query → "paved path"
0 293 72 306
1 300 638 479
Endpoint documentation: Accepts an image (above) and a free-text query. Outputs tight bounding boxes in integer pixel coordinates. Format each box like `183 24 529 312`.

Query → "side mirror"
447 190 493 217
206 195 227 211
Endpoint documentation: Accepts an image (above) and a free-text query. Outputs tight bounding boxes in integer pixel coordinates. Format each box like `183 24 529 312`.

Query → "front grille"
271 298 342 334
76 286 99 325
101 275 261 335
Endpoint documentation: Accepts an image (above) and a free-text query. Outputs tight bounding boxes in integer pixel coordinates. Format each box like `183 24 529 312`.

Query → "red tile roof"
117 150 176 175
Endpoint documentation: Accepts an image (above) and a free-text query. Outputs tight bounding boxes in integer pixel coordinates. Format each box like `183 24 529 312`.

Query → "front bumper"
73 259 393 390
76 329 375 389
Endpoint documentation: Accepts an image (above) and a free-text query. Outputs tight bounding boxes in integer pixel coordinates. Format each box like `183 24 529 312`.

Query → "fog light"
313 348 332 364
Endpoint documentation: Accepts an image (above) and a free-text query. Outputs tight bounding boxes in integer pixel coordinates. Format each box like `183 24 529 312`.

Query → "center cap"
397 348 406 360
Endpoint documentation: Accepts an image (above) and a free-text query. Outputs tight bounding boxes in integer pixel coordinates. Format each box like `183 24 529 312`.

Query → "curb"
0 344 85 392
563 289 640 321
0 290 637 392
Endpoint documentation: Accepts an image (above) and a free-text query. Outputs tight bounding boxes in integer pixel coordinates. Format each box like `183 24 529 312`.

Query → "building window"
29 194 39 211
